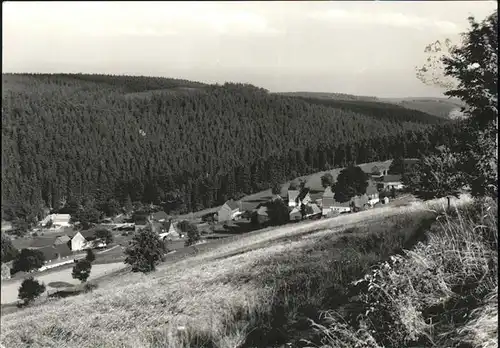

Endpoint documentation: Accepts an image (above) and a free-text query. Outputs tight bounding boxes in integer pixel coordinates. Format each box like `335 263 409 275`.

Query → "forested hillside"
2 74 458 223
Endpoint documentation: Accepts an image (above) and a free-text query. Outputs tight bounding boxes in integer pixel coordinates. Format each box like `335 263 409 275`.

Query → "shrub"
1 232 19 263
85 249 96 263
18 277 46 305
12 248 45 273
124 228 166 273
72 260 92 283
83 282 98 293
184 222 201 247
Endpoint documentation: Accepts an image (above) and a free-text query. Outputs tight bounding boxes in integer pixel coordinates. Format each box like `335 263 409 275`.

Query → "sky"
2 1 497 97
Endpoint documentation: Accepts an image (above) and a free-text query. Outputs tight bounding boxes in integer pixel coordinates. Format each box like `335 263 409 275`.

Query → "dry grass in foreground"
0 196 472 348
305 198 497 348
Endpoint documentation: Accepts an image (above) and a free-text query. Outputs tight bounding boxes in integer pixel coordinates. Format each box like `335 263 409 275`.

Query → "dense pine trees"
1 74 457 220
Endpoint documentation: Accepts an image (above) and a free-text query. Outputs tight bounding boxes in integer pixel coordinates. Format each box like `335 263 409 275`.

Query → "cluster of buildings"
211 161 413 224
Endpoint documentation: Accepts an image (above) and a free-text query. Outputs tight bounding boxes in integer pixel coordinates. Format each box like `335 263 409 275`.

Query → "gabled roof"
289 207 301 215
382 174 402 183
224 200 240 211
288 190 300 201
308 204 322 215
151 211 169 221
54 235 71 245
164 220 176 232
366 180 379 196
298 188 311 202
257 206 268 216
323 186 334 198
29 236 57 249
38 244 72 261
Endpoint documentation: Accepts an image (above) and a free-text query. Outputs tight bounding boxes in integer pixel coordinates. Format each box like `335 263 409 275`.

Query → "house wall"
218 204 232 222
71 233 88 251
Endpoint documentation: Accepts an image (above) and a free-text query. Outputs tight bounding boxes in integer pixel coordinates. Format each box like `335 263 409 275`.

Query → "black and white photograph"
1 1 497 347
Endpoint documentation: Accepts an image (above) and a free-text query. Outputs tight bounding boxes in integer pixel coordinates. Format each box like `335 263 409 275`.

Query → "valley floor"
0 195 486 348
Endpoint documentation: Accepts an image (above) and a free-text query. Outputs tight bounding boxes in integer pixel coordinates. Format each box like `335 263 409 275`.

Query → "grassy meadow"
1 195 496 348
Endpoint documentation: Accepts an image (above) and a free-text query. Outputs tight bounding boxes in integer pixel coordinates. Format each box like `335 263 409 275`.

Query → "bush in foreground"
72 260 92 283
124 228 165 273
306 198 497 348
18 277 46 305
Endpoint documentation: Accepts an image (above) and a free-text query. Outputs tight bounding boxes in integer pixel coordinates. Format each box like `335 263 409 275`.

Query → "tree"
85 249 96 263
265 199 290 226
388 156 405 175
321 172 334 188
124 227 165 273
271 181 281 195
72 259 92 283
100 199 121 217
416 10 498 199
124 195 133 214
70 207 102 230
300 203 307 220
334 166 369 203
93 228 113 246
184 222 201 247
405 146 463 209
1 232 19 263
18 277 45 305
12 248 45 273
288 180 300 191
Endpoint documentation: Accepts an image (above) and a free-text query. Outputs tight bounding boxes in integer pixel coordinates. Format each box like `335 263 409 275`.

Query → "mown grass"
0 197 473 348
305 198 498 348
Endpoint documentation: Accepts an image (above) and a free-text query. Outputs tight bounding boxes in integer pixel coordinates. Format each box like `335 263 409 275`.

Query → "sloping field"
0 196 471 348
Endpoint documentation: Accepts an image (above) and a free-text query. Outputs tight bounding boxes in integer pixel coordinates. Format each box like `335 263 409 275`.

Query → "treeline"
2 73 454 223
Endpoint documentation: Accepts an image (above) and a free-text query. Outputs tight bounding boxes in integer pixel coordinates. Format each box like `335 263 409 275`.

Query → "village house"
44 214 71 229
70 229 108 251
376 174 404 191
297 188 312 206
38 243 73 263
256 206 270 225
158 220 181 241
366 180 380 206
217 199 241 222
370 165 389 179
289 207 302 221
287 190 300 208
305 203 322 219
150 211 169 222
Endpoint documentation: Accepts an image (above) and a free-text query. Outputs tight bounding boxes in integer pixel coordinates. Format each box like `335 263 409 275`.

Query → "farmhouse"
366 181 380 206
38 244 72 262
46 214 71 229
217 200 241 222
370 165 389 179
70 229 108 251
289 207 302 221
158 220 181 241
54 235 71 245
256 206 270 224
287 190 300 208
305 203 322 219
376 174 404 191
297 188 312 206
150 211 169 222
322 187 335 215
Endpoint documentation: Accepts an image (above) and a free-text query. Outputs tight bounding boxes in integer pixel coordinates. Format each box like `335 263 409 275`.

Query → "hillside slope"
277 92 464 119
0 195 481 348
2 74 454 220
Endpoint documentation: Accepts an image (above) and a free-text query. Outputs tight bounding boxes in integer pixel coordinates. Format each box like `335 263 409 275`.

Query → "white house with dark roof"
287 190 300 208
217 200 241 222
